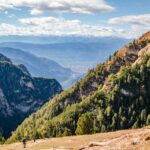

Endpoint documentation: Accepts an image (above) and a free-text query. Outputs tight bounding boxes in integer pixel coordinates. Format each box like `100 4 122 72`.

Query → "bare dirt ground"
1 127 150 150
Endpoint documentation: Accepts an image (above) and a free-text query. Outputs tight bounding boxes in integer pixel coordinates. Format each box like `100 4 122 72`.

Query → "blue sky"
0 0 149 38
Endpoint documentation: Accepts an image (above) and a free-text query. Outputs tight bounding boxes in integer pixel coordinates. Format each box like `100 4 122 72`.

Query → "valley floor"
1 127 150 150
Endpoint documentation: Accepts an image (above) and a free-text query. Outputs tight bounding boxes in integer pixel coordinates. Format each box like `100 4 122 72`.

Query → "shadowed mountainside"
0 54 62 138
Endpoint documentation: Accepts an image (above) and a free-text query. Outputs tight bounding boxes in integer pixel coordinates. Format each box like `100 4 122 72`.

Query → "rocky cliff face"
0 54 62 138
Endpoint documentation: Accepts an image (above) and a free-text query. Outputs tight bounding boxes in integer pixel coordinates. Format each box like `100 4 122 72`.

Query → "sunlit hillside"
1 127 150 150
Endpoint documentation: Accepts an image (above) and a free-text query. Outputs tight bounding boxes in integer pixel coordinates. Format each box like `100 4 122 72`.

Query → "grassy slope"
1 127 150 150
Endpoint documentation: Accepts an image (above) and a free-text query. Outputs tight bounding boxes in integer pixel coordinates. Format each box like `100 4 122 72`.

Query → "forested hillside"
0 54 62 139
6 31 150 143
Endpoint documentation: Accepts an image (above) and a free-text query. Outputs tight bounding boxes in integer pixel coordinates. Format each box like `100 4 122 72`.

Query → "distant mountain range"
0 36 130 44
6 31 150 143
0 47 81 89
0 53 62 138
0 37 130 73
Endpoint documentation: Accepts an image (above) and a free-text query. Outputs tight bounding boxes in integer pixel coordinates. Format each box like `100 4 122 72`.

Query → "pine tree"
141 109 147 122
75 113 93 135
146 115 150 125
0 133 5 144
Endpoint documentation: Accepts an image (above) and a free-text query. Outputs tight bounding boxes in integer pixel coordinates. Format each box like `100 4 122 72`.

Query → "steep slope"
0 54 62 138
0 47 78 89
6 31 150 143
17 64 31 76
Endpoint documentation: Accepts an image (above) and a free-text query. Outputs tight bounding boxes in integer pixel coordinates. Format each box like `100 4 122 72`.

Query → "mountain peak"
116 31 150 60
139 31 150 41
17 64 31 76
0 53 12 63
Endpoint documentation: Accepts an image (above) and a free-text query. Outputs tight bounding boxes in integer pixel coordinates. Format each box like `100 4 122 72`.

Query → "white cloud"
0 3 13 10
30 9 43 16
19 17 60 26
1 16 148 38
108 14 150 26
0 0 114 14
125 25 150 39
106 14 150 38
0 17 124 37
18 17 124 36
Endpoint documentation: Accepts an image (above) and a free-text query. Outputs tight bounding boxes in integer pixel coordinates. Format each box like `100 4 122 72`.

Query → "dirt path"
0 127 150 150
80 129 150 150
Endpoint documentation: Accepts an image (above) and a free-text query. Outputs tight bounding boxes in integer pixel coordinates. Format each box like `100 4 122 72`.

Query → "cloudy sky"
0 0 149 38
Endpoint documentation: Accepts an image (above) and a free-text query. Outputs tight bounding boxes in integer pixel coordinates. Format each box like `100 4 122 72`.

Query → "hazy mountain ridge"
6 31 150 143
0 54 62 138
0 47 79 89
0 37 130 73
0 36 130 44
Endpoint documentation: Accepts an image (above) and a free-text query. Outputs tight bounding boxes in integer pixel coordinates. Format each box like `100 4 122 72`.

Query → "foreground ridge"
1 127 150 150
